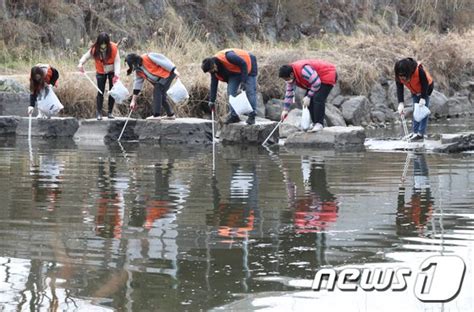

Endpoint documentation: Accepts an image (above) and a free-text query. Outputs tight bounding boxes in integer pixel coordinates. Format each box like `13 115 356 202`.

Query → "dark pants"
308 83 333 125
152 73 175 117
96 73 115 114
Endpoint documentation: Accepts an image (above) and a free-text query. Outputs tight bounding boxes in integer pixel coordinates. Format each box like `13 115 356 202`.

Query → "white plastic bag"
229 91 253 115
301 106 311 131
413 103 431 122
167 78 189 105
109 80 129 104
37 86 63 117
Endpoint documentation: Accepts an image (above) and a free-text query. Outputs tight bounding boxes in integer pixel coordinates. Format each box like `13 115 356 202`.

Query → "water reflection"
397 153 434 237
0 140 472 311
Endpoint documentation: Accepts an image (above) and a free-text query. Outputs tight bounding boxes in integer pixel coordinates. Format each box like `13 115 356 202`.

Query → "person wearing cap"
201 48 258 125
279 59 337 132
125 52 178 119
395 57 434 142
78 32 120 120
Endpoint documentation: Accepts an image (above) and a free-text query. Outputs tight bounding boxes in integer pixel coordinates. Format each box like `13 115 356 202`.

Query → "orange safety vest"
91 42 118 74
399 63 433 95
214 49 252 81
136 54 172 81
291 59 337 88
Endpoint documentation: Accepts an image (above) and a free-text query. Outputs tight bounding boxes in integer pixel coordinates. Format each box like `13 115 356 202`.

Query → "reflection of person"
397 153 434 236
208 164 258 240
78 32 120 120
201 49 258 125
31 154 63 212
289 158 339 233
29 64 60 118
395 58 434 141
95 158 122 238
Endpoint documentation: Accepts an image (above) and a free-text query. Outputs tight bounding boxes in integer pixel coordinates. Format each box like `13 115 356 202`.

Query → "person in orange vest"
279 60 337 132
28 64 59 117
77 32 121 120
395 58 434 142
201 49 258 125
125 52 178 119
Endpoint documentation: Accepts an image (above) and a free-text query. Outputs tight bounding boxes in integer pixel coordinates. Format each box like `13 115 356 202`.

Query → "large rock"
369 82 388 108
341 96 371 126
74 118 139 143
75 117 213 144
16 117 79 138
446 96 470 117
280 109 302 138
136 118 213 144
0 116 20 135
429 90 449 118
325 104 346 127
220 117 279 144
435 132 473 153
0 92 29 117
285 126 366 151
265 99 283 121
326 83 341 105
0 78 28 93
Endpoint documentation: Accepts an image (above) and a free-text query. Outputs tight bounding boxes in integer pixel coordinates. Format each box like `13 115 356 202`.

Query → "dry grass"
2 8 473 119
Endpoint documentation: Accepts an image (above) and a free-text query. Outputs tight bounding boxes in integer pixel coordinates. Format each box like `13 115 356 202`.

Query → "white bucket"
229 91 253 115
167 78 189 105
37 86 63 117
109 80 130 104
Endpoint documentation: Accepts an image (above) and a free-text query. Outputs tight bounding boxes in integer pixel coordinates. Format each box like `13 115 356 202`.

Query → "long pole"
82 72 103 95
28 114 32 142
118 110 133 141
262 120 282 146
401 114 409 140
211 109 215 143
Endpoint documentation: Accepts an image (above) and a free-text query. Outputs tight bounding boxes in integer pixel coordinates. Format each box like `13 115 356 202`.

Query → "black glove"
208 101 215 111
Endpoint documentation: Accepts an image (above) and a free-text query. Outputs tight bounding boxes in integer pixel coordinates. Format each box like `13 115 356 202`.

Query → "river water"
0 119 473 311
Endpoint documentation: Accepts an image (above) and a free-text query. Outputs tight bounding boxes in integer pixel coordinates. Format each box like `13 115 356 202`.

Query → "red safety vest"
291 59 337 88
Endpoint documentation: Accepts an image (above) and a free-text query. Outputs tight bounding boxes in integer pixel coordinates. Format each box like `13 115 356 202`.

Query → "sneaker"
409 133 424 142
224 115 241 125
96 111 102 120
403 132 416 141
107 113 115 119
246 114 256 125
309 123 323 132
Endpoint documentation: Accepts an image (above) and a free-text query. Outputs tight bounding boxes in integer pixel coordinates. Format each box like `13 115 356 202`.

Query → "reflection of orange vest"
137 54 172 81
144 200 169 230
91 42 118 74
291 59 337 88
294 198 338 233
95 195 122 238
215 49 252 81
399 63 433 95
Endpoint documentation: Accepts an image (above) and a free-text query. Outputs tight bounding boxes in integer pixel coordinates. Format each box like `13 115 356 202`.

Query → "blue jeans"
227 75 257 117
412 94 430 135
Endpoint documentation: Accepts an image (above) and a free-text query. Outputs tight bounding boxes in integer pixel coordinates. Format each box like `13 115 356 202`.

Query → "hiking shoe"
309 123 323 132
224 115 241 125
96 111 102 120
409 133 424 142
107 113 115 119
246 114 256 125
